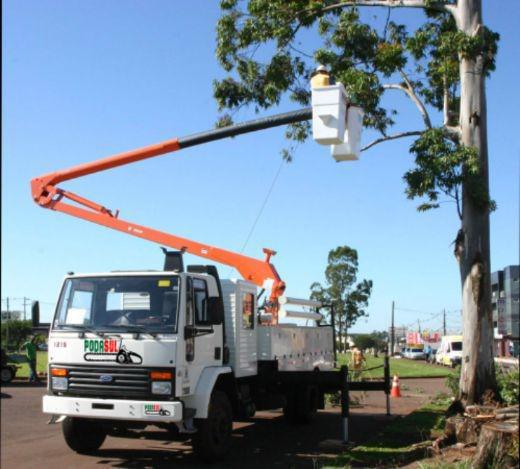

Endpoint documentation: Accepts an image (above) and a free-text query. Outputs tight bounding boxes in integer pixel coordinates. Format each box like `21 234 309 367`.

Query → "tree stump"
444 415 481 445
471 421 519 469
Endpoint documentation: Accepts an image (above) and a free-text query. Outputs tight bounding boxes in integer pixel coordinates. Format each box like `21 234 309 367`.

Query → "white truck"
31 99 363 460
42 264 336 461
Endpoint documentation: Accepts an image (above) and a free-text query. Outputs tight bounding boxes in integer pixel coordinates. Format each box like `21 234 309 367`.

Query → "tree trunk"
338 313 343 353
455 0 497 403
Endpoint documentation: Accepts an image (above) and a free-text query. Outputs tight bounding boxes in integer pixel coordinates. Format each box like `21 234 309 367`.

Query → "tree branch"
454 185 462 220
443 74 450 126
318 1 454 15
361 130 423 152
444 125 462 142
383 75 432 129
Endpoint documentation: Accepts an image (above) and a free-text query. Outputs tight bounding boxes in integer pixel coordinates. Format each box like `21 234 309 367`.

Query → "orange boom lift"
31 108 312 323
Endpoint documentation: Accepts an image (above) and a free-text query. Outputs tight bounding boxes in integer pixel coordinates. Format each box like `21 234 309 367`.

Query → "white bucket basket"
331 105 364 162
311 83 347 145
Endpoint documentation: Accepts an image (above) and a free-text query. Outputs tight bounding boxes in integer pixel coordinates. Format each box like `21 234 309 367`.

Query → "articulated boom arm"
31 109 312 321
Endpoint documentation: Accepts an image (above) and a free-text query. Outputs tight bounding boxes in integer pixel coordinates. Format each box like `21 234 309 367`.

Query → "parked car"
1 349 19 384
403 347 426 360
435 335 463 368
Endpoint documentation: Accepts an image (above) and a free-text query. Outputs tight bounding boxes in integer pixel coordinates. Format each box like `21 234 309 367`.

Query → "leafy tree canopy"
310 246 372 329
1 320 34 351
214 0 498 215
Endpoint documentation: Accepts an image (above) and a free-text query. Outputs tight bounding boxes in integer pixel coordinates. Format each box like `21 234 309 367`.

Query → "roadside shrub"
497 368 519 405
446 365 519 404
0 320 33 351
445 365 461 398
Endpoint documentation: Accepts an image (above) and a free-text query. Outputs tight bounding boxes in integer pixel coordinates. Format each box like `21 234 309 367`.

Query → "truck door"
183 276 223 395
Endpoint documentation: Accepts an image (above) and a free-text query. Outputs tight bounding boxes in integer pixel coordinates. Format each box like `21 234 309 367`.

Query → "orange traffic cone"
390 374 401 398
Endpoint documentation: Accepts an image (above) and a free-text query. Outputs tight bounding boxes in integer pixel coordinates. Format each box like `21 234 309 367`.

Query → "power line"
228 159 286 277
238 159 285 254
395 306 442 316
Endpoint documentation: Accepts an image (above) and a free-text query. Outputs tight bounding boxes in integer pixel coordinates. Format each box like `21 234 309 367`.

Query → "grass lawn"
337 353 455 379
7 351 48 378
326 394 453 468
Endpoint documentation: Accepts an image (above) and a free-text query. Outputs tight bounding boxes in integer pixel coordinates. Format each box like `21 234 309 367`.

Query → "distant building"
1 310 22 322
492 265 519 357
388 326 407 341
388 326 407 353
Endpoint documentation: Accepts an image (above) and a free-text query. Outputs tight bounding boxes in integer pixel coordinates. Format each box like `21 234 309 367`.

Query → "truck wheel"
192 391 233 462
1 367 14 384
62 417 106 454
284 385 318 424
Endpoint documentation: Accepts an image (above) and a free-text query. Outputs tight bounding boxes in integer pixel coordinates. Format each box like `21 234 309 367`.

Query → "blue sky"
2 1 519 332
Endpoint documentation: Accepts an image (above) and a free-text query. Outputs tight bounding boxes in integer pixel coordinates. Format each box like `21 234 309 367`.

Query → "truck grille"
52 365 173 400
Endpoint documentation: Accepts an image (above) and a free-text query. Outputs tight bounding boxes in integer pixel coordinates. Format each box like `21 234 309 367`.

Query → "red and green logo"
145 404 161 414
144 404 170 416
84 339 119 353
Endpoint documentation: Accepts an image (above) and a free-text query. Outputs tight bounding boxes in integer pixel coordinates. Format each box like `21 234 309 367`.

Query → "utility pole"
23 297 30 321
390 301 395 356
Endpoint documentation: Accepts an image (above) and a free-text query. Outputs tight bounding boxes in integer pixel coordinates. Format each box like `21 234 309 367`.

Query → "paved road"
1 378 447 468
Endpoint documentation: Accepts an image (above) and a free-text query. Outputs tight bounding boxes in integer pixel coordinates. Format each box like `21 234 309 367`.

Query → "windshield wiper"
99 324 158 339
55 324 105 337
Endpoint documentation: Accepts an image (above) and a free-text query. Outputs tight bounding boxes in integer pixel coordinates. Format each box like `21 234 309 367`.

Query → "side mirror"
184 325 196 340
31 301 40 326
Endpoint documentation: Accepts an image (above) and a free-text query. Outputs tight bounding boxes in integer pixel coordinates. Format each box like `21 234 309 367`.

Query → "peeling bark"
456 0 496 403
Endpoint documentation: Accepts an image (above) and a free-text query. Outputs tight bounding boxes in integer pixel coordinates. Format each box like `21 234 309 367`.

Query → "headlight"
52 377 68 390
151 381 172 395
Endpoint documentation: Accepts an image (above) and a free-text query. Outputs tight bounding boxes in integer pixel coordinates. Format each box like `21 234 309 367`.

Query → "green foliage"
496 368 519 405
353 332 387 351
445 364 461 397
446 364 519 404
403 128 495 215
310 246 373 330
1 320 34 351
214 1 500 216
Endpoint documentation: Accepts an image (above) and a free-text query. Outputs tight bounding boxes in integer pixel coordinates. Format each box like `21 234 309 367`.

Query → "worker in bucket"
310 65 331 88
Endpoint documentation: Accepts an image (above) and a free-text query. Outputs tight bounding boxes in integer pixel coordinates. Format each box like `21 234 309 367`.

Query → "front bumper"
43 395 183 422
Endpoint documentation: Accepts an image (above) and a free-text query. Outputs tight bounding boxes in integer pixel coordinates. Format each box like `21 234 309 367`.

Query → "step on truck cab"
43 263 335 461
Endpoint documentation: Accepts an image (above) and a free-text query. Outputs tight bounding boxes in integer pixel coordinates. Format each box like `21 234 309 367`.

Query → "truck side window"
193 278 208 324
242 293 254 329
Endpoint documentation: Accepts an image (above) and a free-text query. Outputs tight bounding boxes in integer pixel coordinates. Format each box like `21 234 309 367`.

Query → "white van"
435 335 463 368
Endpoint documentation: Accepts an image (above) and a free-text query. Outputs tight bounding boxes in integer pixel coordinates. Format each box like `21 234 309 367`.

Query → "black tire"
62 417 106 454
192 391 233 462
283 385 318 424
1 367 14 384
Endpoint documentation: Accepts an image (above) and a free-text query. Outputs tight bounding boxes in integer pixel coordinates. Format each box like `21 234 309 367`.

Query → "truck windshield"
451 342 462 351
53 276 180 333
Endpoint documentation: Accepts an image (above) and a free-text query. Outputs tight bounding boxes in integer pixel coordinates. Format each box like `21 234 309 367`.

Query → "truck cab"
43 266 334 461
